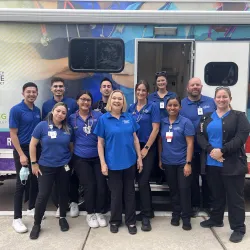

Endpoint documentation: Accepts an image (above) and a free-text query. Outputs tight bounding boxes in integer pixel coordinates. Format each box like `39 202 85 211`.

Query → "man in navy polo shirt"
42 77 79 218
180 77 216 216
9 82 41 233
42 77 78 119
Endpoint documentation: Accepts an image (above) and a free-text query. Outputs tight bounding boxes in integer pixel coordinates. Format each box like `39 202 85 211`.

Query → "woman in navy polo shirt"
159 96 195 231
94 90 143 235
29 102 73 240
69 90 107 228
128 80 160 231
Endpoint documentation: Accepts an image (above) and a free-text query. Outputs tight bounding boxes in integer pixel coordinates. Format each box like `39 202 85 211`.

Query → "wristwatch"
144 145 150 150
186 161 192 165
31 161 37 165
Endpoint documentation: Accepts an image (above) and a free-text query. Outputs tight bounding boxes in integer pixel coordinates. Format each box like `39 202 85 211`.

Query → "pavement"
1 214 250 250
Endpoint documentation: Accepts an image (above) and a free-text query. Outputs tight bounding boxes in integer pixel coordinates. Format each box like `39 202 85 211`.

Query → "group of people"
9 72 250 243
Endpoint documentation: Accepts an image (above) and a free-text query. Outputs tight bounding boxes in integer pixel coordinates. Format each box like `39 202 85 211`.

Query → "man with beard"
180 77 216 217
92 78 113 114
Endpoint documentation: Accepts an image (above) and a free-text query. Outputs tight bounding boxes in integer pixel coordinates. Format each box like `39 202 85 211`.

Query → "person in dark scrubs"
197 87 250 243
94 90 143 235
159 96 194 231
128 80 160 231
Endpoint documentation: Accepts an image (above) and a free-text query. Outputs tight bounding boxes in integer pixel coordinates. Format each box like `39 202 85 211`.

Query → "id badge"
197 107 203 116
48 131 52 136
166 131 173 142
160 101 164 109
64 164 70 172
50 131 57 139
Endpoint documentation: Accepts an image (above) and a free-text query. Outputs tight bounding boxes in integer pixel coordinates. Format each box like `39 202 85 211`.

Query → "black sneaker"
128 225 137 235
141 217 152 232
30 225 41 240
59 218 69 232
136 211 154 221
229 231 244 243
200 219 224 228
171 217 180 226
182 219 192 231
191 207 200 218
110 224 119 233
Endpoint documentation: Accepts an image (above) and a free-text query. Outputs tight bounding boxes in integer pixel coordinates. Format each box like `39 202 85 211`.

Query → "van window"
204 62 238 86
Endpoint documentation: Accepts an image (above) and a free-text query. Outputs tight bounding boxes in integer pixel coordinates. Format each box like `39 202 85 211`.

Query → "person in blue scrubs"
69 90 107 228
94 90 143 235
42 77 78 119
29 102 73 240
159 96 195 231
128 80 160 231
197 87 250 243
180 77 216 216
9 82 41 234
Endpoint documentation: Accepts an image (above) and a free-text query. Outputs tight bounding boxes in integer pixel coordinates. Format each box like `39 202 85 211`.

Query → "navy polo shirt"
9 100 41 145
148 91 177 118
160 115 195 165
128 101 160 143
206 111 230 167
69 110 102 158
42 97 78 119
32 121 72 167
94 112 139 170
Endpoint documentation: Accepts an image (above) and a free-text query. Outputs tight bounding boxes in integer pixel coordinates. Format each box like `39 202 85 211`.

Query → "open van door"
194 42 249 112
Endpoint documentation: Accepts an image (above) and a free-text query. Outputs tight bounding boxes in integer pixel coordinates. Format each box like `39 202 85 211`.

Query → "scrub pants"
137 142 156 218
34 165 70 226
191 152 212 208
13 145 39 219
163 164 192 220
206 166 246 234
108 165 136 226
72 154 107 214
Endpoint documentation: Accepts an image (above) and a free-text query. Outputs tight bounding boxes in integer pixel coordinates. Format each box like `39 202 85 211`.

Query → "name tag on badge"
64 165 70 172
50 131 57 139
197 107 203 116
160 101 164 109
166 131 173 142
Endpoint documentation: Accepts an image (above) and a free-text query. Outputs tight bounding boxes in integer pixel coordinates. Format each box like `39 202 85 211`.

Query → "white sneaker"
12 219 28 233
27 208 45 220
70 202 79 218
86 214 99 228
56 207 60 218
96 213 107 227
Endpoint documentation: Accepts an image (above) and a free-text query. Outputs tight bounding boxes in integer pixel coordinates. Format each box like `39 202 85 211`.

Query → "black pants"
206 166 246 234
72 155 107 214
13 146 39 219
137 143 155 217
108 165 136 226
163 164 192 219
34 165 70 225
191 152 211 208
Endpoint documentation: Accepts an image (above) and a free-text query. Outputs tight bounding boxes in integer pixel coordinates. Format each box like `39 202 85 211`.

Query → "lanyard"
74 111 94 135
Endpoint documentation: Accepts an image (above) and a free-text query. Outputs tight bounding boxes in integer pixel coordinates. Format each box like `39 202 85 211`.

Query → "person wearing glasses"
159 96 195 231
180 77 216 217
94 90 143 235
69 90 108 228
42 77 79 218
197 87 250 243
128 80 160 231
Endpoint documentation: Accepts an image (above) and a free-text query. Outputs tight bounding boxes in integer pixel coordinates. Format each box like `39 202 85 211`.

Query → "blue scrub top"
206 111 230 167
32 121 72 167
9 100 41 145
94 112 139 170
42 97 78 120
160 115 195 165
148 91 177 118
69 110 102 158
128 101 160 143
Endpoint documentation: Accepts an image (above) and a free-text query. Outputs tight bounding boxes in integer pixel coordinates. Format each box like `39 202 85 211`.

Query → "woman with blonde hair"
94 90 143 235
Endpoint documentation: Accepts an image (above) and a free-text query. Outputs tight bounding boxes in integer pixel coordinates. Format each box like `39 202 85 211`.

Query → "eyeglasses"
155 71 167 76
215 86 231 91
53 85 64 88
79 98 91 102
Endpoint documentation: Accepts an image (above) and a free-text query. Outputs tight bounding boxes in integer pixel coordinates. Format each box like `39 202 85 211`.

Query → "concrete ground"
1 215 250 250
